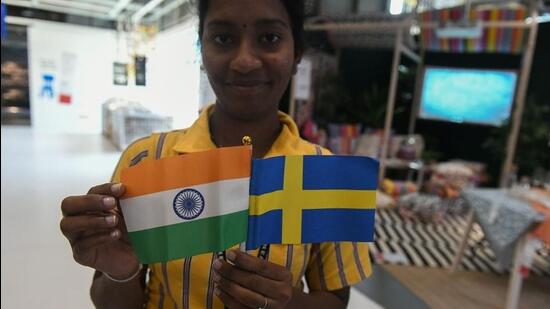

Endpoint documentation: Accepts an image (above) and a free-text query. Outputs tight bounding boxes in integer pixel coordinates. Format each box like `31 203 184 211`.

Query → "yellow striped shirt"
112 105 372 308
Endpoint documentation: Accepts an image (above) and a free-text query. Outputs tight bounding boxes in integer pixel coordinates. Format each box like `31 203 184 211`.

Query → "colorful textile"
421 6 526 54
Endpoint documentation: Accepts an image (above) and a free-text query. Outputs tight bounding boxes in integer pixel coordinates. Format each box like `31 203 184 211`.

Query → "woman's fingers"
88 183 125 197
212 267 268 308
60 214 118 241
61 194 116 216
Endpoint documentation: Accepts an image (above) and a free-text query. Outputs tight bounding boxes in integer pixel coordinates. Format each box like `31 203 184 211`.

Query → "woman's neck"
209 106 281 158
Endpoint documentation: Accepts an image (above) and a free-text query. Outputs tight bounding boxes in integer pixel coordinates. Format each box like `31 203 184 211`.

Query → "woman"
60 0 372 308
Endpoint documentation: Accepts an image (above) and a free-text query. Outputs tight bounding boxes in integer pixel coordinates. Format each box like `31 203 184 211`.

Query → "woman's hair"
197 0 304 54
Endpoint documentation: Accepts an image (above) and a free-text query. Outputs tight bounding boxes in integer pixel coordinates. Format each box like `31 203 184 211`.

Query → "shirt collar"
172 104 300 157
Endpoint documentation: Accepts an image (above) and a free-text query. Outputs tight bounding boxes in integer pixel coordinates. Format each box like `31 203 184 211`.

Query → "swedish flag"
246 155 378 250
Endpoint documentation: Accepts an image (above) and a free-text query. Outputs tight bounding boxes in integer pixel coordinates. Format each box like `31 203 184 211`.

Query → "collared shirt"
112 105 372 309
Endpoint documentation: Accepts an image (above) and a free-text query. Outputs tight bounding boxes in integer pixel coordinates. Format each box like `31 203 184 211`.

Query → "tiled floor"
1 125 384 309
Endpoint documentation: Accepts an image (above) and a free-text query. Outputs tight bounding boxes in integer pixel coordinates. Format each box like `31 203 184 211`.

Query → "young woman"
60 1 371 308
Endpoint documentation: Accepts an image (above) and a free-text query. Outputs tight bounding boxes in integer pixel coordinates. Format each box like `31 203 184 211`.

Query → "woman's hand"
60 183 140 280
212 249 293 309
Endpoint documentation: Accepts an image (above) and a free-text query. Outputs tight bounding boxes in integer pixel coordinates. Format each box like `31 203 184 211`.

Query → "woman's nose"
229 40 262 74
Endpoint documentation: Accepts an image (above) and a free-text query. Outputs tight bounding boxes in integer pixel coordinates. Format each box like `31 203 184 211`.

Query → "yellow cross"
249 156 376 244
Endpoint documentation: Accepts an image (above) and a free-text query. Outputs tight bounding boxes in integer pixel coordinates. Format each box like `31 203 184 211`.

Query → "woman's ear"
292 50 303 75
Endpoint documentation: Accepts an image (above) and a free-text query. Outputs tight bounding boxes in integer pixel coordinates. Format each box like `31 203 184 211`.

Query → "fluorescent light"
390 0 404 15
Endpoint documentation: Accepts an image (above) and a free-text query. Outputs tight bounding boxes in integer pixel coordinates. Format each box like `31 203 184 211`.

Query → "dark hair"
197 0 304 54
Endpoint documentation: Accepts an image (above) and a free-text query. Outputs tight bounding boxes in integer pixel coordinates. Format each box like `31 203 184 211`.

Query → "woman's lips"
225 81 269 96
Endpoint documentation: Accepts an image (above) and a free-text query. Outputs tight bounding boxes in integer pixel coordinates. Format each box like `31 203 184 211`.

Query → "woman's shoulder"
122 129 189 158
111 129 189 181
284 135 332 156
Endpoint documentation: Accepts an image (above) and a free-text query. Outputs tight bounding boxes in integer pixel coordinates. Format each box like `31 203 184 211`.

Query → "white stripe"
121 178 249 232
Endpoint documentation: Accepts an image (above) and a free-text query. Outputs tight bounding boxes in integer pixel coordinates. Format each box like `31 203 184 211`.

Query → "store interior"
1 0 549 308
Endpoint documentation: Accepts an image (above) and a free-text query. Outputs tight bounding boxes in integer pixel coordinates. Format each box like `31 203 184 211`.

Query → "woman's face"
201 0 299 121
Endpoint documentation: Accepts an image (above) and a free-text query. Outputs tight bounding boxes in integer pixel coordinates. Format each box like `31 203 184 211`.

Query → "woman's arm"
90 270 147 309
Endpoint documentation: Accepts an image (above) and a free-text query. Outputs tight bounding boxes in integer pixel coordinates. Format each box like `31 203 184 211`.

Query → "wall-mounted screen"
419 66 517 126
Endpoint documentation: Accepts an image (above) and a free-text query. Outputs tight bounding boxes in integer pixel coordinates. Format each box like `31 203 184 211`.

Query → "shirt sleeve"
305 242 372 291
110 136 154 182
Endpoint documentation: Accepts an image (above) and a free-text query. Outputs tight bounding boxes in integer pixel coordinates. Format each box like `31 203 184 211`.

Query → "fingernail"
103 197 116 209
214 287 221 296
213 259 222 270
105 215 116 226
111 183 122 194
110 230 120 238
226 250 236 262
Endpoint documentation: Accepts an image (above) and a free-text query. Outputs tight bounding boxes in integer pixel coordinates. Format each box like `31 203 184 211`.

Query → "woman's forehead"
204 0 290 27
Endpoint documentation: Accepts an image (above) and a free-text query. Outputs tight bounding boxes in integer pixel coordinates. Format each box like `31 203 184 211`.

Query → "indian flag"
120 146 251 264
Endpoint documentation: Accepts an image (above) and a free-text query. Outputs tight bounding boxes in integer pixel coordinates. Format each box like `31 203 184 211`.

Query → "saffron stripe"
182 257 192 309
334 243 349 287
352 242 367 280
122 146 251 198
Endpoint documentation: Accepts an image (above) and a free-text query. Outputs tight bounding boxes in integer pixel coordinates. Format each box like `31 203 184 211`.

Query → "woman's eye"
214 35 233 45
260 33 281 44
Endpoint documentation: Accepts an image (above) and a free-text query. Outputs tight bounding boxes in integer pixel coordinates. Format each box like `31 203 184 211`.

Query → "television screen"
419 67 517 126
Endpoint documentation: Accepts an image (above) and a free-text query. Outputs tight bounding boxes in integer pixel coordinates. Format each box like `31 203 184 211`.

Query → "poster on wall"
58 52 76 105
113 62 128 86
135 56 146 86
39 58 56 101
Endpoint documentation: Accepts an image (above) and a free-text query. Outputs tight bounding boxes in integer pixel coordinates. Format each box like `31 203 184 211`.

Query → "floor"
1 125 121 308
383 264 550 309
0 125 384 308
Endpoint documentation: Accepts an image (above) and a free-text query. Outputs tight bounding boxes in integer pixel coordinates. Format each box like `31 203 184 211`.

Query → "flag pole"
241 134 253 253
240 135 271 260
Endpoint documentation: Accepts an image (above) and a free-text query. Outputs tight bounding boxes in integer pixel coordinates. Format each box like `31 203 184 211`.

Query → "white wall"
28 20 201 134
28 20 118 133
144 21 202 127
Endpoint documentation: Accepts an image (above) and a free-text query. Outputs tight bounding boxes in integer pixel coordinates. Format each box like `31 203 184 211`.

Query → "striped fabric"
111 105 373 309
421 5 527 54
371 209 550 276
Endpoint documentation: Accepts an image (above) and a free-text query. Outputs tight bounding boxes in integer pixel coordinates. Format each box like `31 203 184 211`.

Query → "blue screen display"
419 67 517 126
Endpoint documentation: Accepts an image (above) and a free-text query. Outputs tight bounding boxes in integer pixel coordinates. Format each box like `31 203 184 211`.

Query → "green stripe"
129 210 248 264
